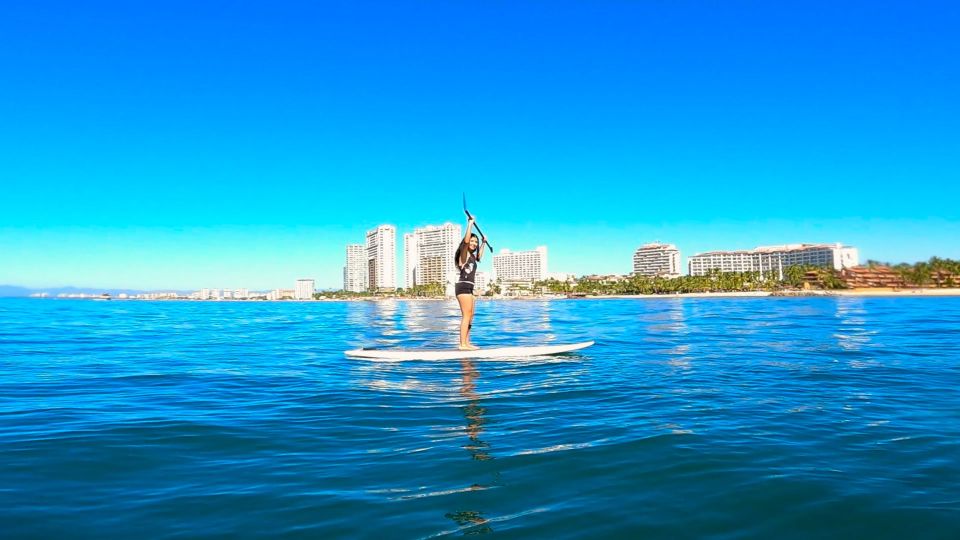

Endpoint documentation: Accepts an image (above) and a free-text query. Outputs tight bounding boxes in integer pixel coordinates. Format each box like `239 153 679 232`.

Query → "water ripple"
1 297 959 538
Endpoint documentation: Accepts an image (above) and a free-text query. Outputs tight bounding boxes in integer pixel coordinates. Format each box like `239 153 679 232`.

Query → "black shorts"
455 282 474 296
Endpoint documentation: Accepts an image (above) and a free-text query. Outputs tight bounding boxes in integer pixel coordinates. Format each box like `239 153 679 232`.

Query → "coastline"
19 288 960 302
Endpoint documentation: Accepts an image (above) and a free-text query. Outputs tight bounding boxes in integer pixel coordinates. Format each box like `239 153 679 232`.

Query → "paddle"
462 193 492 250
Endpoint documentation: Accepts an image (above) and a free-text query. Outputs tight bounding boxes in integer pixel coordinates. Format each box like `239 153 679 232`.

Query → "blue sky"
2 1 958 290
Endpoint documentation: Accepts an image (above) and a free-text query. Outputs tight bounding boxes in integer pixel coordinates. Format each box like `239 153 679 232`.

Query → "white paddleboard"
344 341 595 361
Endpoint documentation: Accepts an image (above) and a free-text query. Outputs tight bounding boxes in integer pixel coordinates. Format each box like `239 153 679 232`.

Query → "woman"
455 216 486 350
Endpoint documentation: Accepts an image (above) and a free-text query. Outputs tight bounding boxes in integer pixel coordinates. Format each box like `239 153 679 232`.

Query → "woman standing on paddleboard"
455 216 486 350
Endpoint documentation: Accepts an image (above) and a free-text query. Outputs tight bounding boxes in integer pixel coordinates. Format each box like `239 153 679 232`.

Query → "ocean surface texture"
1 297 958 539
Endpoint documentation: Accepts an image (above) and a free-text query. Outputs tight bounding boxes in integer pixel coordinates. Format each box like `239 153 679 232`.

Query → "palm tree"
929 257 948 288
909 262 932 288
783 265 807 288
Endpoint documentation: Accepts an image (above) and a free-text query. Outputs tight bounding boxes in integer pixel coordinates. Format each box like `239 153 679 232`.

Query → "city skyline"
2 2 958 290
0 223 949 292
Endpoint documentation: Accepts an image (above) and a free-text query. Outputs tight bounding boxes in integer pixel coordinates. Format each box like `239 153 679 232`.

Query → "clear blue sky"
2 1 958 290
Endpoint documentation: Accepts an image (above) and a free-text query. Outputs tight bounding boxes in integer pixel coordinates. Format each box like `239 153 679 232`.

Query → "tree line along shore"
318 258 960 299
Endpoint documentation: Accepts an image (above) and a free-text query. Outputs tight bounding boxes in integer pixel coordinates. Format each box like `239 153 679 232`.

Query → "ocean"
1 297 958 539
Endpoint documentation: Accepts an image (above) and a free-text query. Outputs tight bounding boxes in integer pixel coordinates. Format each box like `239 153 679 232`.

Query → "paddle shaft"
462 195 493 250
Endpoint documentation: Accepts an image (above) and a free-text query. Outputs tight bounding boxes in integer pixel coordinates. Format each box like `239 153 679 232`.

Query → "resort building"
295 279 315 300
343 244 368 293
632 242 682 277
267 289 296 301
406 223 462 292
403 233 418 290
493 246 548 282
688 243 859 278
366 225 397 292
475 271 490 295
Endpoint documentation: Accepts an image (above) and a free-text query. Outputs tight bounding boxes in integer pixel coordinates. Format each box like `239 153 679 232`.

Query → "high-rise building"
344 244 368 292
475 271 490 295
633 243 682 277
295 279 315 300
403 232 418 290
492 246 548 282
366 225 397 291
688 243 859 278
406 223 462 291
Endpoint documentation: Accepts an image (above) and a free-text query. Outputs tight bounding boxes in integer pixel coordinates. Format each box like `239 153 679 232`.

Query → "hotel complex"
404 223 462 289
366 225 397 292
403 233 417 290
633 243 681 278
343 244 368 293
337 222 862 295
295 279 315 300
493 246 548 282
688 243 859 278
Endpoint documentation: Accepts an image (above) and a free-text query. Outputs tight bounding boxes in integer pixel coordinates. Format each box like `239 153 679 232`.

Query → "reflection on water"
460 360 492 462
490 300 555 346
444 360 495 534
3 297 960 538
834 297 875 353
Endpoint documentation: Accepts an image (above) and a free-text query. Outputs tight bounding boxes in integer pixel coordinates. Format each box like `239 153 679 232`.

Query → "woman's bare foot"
458 344 480 351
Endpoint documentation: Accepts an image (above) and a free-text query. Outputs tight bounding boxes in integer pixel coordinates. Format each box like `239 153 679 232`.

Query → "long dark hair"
454 234 481 267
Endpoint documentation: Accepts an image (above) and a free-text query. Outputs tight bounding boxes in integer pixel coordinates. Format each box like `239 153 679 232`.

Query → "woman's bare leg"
457 293 478 350
457 294 471 349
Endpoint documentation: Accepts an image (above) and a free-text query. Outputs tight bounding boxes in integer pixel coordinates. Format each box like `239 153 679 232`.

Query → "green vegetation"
313 282 446 299
311 258 960 300
569 265 846 296
866 257 960 288
406 283 445 297
534 278 573 295
313 290 375 300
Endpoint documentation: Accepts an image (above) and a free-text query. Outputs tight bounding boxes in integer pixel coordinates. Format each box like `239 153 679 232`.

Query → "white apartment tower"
366 225 397 291
407 223 463 290
295 279 315 300
343 244 368 293
633 243 682 277
403 233 418 290
493 246 548 282
688 243 859 278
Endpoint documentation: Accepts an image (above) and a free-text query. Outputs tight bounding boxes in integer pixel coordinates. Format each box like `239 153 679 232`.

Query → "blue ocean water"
1 297 958 539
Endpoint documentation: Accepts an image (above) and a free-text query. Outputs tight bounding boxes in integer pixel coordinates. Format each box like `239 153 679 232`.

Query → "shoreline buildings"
633 243 681 278
343 244 367 293
366 225 397 292
688 243 859 278
493 246 548 282
404 223 462 293
403 232 418 290
295 279 315 300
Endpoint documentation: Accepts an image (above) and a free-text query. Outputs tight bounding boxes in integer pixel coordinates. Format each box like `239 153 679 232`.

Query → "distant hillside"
0 285 192 297
0 285 32 297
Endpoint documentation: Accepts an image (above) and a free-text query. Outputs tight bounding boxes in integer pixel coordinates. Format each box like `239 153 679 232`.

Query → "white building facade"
407 223 462 292
295 279 315 300
474 271 490 295
403 232 418 290
633 243 682 277
366 225 397 291
688 243 860 278
493 246 548 282
344 244 368 293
